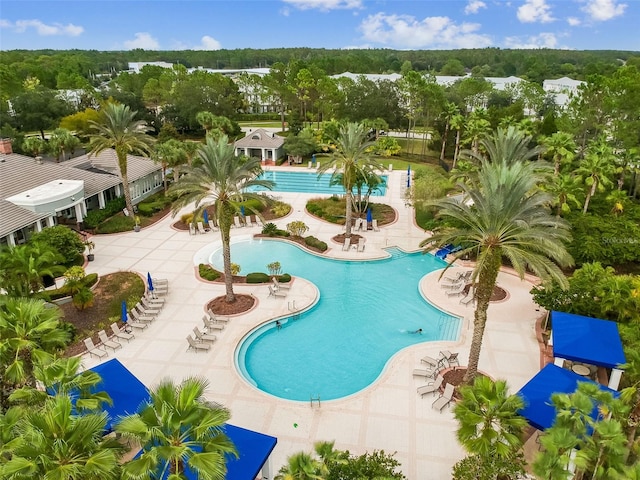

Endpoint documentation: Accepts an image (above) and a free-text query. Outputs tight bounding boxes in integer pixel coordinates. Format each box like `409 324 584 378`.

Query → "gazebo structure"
89 359 277 479
550 311 626 390
233 128 284 165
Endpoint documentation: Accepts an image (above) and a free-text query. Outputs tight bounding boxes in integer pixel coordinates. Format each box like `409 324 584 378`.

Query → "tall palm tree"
454 377 527 465
168 135 273 303
318 122 382 238
0 297 70 410
152 139 188 192
575 137 616 214
463 110 491 155
450 113 466 169
542 173 583 217
542 131 577 175
115 376 237 480
88 103 155 217
439 102 459 163
1 395 124 479
421 130 573 383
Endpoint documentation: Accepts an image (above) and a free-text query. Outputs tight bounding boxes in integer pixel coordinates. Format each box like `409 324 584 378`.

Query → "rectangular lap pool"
246 170 388 196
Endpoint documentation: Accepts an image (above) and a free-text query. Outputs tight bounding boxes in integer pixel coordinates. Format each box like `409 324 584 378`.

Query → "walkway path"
81 166 542 479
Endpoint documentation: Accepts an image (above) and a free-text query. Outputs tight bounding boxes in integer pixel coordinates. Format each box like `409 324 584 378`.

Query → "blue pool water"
246 170 388 195
210 239 460 401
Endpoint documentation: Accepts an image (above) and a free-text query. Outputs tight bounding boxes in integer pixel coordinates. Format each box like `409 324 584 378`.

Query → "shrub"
30 225 84 266
277 273 291 283
262 223 279 236
198 264 220 281
83 197 126 229
287 220 309 237
246 272 270 283
137 192 172 217
304 236 328 252
180 212 194 225
271 201 291 217
58 321 77 345
84 273 98 287
72 287 94 311
230 263 241 275
95 215 135 234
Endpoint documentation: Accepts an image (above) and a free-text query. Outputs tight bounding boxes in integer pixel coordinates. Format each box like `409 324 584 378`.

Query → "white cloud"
464 1 487 15
3 19 83 36
282 0 362 11
567 17 581 26
123 32 160 50
359 13 492 49
504 32 562 48
581 0 626 21
517 0 554 23
193 35 222 50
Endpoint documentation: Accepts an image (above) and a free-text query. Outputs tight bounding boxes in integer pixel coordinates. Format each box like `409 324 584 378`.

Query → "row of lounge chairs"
341 237 366 252
353 218 381 232
186 310 229 352
439 271 475 305
414 351 461 412
268 277 291 298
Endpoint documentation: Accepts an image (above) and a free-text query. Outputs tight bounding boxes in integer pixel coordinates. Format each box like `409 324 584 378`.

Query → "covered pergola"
89 359 277 479
517 363 619 431
550 311 626 390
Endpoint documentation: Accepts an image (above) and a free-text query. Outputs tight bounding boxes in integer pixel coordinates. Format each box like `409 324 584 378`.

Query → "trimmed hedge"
277 273 292 283
95 215 135 234
83 197 126 229
198 264 220 281
305 236 328 252
246 272 270 283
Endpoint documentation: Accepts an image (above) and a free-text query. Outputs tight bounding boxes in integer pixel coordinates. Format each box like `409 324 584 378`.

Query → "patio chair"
432 383 455 412
141 297 162 311
445 283 466 297
233 216 244 228
252 215 262 227
272 277 291 291
98 330 122 352
413 368 438 379
144 293 165 306
189 224 196 236
202 315 225 331
460 287 475 306
441 271 465 284
111 322 134 342
417 375 445 397
130 308 154 323
208 219 219 232
136 302 161 316
186 334 211 352
342 237 351 251
152 277 169 286
446 352 460 367
84 338 108 359
355 218 363 231
245 215 255 227
357 238 365 252
441 278 465 290
197 221 207 234
193 326 217 343
126 319 149 331
371 219 380 232
420 354 446 368
207 309 229 323
269 285 287 298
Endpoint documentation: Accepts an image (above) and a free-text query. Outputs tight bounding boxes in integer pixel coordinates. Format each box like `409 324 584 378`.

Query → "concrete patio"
80 166 542 479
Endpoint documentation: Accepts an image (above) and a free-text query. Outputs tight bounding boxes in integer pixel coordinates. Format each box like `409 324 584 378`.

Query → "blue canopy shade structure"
551 311 626 369
89 359 150 432
517 364 619 431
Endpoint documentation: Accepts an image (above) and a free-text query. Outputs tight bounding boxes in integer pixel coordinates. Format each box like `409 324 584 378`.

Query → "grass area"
238 120 284 129
306 197 395 226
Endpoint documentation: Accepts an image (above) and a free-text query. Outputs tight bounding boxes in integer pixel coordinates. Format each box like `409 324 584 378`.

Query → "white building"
543 77 585 108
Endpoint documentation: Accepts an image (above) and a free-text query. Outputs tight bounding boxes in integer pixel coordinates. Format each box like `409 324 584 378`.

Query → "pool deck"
80 166 543 479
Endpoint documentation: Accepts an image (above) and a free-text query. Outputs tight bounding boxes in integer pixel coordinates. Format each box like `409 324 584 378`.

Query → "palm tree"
1 395 123 479
542 131 577 175
575 137 616 214
542 173 583 217
0 297 70 410
318 122 382 238
168 135 273 303
0 243 64 298
152 139 188 192
454 376 527 467
463 110 491 155
461 125 544 167
450 113 466 169
88 103 155 217
440 102 459 163
421 130 573 383
275 452 323 480
115 376 237 480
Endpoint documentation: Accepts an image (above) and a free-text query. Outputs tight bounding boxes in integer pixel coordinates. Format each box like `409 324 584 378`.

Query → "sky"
1 0 639 52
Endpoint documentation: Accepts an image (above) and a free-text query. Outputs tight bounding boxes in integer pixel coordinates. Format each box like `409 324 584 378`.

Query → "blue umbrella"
121 300 128 323
240 205 245 217
312 154 316 165
407 164 411 188
147 272 154 293
203 209 209 225
366 207 373 224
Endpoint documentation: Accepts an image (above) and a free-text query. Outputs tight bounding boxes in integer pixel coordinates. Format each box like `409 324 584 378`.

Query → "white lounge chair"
141 297 162 311
193 326 217 343
144 293 165 306
420 354 442 368
440 351 460 367
208 219 219 232
371 219 380 231
197 221 207 234
268 285 287 298
136 302 161 316
84 338 108 359
207 309 229 323
186 334 211 352
110 322 134 342
445 283 466 297
417 375 444 397
432 383 455 412
202 315 225 331
189 224 196 236
233 216 244 228
272 277 291 291
460 287 475 306
130 308 154 323
245 215 255 227
342 237 351 251
126 319 148 331
357 238 365 252
413 368 438 379
98 330 122 352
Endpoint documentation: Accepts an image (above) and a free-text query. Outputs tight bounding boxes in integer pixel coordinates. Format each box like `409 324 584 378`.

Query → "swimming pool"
211 239 461 402
246 170 388 196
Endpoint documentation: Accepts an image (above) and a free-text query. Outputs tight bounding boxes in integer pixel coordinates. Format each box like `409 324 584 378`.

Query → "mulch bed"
462 283 508 302
173 206 281 231
207 294 256 315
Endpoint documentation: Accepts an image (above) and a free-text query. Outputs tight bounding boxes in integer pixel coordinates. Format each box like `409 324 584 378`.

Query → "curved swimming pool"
210 239 460 401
